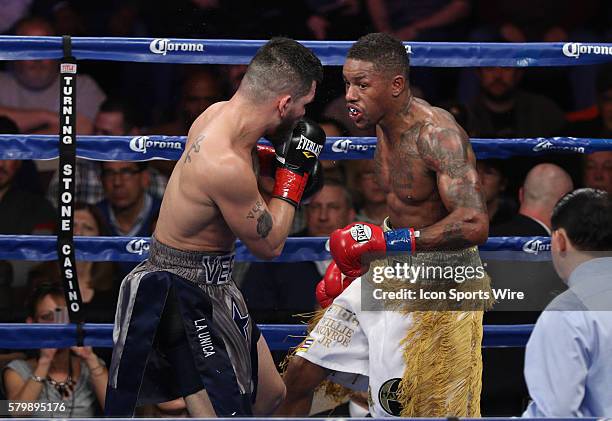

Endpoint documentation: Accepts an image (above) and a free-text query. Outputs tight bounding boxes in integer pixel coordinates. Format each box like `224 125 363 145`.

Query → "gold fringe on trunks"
397 309 485 417
282 309 354 403
364 244 493 416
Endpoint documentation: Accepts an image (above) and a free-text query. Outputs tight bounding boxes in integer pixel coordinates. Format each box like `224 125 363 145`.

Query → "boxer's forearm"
246 198 295 260
416 208 489 250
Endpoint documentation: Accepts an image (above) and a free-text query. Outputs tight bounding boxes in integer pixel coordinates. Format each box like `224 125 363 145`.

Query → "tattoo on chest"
184 134 205 163
384 126 423 191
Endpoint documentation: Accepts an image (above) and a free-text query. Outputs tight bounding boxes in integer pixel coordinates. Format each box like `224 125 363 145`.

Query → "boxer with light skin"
279 32 489 418
105 38 324 418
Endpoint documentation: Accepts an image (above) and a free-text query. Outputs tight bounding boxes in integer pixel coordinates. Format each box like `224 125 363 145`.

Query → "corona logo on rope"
331 138 376 154
130 136 183 154
532 140 585 153
126 239 150 255
562 43 612 59
522 239 551 255
149 38 205 56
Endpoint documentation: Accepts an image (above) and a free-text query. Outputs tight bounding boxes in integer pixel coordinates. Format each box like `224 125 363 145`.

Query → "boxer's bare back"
154 101 289 255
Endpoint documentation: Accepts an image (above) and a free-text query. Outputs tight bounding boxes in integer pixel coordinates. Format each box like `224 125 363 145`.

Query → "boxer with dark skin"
278 32 488 416
105 38 325 418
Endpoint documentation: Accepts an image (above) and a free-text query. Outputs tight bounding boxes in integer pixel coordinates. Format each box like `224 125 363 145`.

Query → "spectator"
241 180 355 323
467 67 566 138
482 163 572 415
582 152 612 194
97 161 161 278
366 0 470 41
347 159 387 225
476 159 516 228
46 99 168 207
0 1 33 34
0 16 105 176
151 68 227 136
27 203 119 324
0 159 54 235
305 0 370 41
0 16 105 135
0 115 43 195
318 117 349 183
523 188 612 417
492 164 573 236
2 283 108 417
150 68 227 177
569 63 612 137
459 0 600 111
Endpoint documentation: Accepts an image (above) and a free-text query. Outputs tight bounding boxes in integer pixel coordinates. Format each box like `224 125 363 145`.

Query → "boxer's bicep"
420 127 485 215
417 127 488 249
207 161 282 258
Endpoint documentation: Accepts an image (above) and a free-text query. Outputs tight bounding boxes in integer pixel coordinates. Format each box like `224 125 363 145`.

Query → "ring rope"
0 235 551 262
0 135 610 161
0 37 610 66
0 323 534 350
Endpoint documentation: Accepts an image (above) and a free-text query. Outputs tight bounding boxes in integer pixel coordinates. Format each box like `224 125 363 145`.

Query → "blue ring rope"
0 323 533 350
0 135 609 161
0 37 611 66
0 235 551 262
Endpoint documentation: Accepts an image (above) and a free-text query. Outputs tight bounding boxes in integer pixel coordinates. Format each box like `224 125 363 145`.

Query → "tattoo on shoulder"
184 134 205 163
256 211 273 238
419 128 470 178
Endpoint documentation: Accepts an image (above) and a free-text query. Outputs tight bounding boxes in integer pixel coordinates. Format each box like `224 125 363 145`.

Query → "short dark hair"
551 188 612 251
99 98 137 132
242 37 323 101
314 178 354 210
27 282 64 318
0 116 19 134
75 202 112 236
12 16 55 36
100 160 148 172
347 33 409 79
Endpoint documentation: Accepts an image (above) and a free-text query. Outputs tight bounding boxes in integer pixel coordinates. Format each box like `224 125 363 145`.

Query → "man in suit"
484 162 573 415
492 163 573 236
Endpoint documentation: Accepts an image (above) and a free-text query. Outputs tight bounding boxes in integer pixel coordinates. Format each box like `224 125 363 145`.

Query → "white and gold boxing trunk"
297 245 492 418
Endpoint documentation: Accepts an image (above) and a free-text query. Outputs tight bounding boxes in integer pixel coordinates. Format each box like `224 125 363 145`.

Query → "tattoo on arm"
417 126 488 249
256 211 273 238
184 134 205 163
419 127 486 212
246 200 264 219
246 199 273 238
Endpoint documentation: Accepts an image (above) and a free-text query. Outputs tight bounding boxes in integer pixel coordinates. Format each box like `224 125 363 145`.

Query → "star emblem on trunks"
232 299 250 340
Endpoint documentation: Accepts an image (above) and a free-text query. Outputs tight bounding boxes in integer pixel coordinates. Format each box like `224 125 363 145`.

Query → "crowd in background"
0 0 611 417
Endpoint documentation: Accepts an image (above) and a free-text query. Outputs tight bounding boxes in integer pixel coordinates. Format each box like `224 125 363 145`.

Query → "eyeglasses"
101 167 143 179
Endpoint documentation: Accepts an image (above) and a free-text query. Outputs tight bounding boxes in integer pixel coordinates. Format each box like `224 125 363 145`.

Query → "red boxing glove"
256 144 277 178
329 222 387 278
315 261 356 308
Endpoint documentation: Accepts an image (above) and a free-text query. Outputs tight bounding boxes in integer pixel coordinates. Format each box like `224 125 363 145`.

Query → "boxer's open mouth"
348 105 362 121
